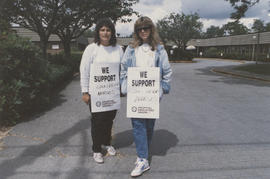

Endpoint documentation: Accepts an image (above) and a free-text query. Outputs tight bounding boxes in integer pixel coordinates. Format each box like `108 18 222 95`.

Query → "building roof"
187 31 270 47
12 27 60 42
86 37 133 46
117 38 133 46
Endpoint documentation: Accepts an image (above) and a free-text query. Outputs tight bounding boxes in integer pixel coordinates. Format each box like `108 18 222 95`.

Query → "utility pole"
196 40 200 57
255 32 260 64
252 35 256 62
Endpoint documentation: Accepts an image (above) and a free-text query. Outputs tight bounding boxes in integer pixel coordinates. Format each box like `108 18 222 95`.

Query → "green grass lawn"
234 64 270 76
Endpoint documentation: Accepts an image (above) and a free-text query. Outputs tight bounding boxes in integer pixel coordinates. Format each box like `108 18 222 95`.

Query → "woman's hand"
82 93 90 104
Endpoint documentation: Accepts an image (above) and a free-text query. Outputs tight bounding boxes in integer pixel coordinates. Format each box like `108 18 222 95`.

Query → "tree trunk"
62 39 71 59
182 45 186 50
41 43 47 59
40 37 48 59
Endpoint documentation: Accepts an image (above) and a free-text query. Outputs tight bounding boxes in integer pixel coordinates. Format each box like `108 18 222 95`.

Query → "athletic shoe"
104 145 116 156
93 152 104 163
130 158 150 177
134 157 140 164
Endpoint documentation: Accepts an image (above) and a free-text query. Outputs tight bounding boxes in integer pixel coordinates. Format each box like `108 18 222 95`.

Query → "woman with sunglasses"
120 16 172 177
80 18 123 164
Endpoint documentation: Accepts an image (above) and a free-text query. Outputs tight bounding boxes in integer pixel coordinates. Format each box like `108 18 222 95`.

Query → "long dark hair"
94 18 117 46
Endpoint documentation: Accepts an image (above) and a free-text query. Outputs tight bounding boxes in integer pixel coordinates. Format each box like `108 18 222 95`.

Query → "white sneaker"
104 145 116 156
134 157 140 164
130 158 150 177
93 152 104 163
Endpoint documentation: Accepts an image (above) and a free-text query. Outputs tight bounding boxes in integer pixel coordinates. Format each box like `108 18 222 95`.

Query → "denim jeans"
131 118 156 159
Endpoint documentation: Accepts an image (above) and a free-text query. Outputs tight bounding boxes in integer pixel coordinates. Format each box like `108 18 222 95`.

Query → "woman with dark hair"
120 16 172 177
80 18 123 164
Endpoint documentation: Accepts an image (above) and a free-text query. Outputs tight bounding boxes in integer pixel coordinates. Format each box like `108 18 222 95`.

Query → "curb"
211 68 270 83
195 58 246 63
170 60 196 63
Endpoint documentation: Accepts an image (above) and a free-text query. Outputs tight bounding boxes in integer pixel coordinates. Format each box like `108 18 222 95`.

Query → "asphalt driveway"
1 58 270 179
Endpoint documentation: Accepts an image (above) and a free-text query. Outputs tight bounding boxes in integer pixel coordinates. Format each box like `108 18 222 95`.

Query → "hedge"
0 33 82 125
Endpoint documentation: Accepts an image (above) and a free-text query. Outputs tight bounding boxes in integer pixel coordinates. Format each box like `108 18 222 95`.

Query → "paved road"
1 59 270 179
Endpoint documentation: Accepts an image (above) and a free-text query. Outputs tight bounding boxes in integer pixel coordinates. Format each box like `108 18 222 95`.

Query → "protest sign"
127 67 160 119
89 63 120 112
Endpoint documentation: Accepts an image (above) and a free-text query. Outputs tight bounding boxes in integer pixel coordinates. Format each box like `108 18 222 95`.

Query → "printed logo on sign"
96 101 102 107
131 106 137 112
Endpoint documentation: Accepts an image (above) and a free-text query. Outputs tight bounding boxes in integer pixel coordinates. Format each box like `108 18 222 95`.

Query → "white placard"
89 63 120 112
127 67 160 119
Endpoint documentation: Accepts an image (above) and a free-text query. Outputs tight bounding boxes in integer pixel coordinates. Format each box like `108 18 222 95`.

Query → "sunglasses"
136 26 151 32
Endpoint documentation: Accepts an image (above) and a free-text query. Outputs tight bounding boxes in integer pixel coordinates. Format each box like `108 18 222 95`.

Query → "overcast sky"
116 0 270 36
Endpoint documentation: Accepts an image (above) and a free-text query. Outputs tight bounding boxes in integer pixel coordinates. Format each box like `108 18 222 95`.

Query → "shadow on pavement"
151 129 179 156
112 129 133 149
26 76 81 124
113 129 179 156
0 118 91 179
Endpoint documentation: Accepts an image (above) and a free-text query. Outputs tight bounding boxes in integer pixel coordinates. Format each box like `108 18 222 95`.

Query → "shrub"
0 31 82 125
204 47 220 58
258 54 270 62
48 51 82 72
169 48 193 61
0 33 49 123
0 18 11 35
221 53 251 61
47 64 72 85
70 51 83 72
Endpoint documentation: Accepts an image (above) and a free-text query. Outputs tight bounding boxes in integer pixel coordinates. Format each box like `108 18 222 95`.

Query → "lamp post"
252 35 256 62
196 40 200 57
256 32 260 64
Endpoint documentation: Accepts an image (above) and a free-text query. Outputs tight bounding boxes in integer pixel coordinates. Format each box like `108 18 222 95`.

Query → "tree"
53 0 138 57
83 29 95 38
2 0 66 58
222 21 249 35
265 23 270 32
203 25 225 38
2 0 138 58
225 0 260 20
0 2 11 35
156 19 170 44
252 19 265 32
157 12 203 49
0 17 11 36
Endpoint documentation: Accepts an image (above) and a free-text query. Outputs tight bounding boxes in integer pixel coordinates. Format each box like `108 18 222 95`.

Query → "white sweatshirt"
80 43 123 93
135 43 156 67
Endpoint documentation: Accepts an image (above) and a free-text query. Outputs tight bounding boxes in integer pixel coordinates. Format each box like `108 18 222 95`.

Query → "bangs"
136 21 152 28
134 17 153 30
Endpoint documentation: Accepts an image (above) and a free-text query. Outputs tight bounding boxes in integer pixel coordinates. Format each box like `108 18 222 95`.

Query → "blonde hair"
131 16 161 50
